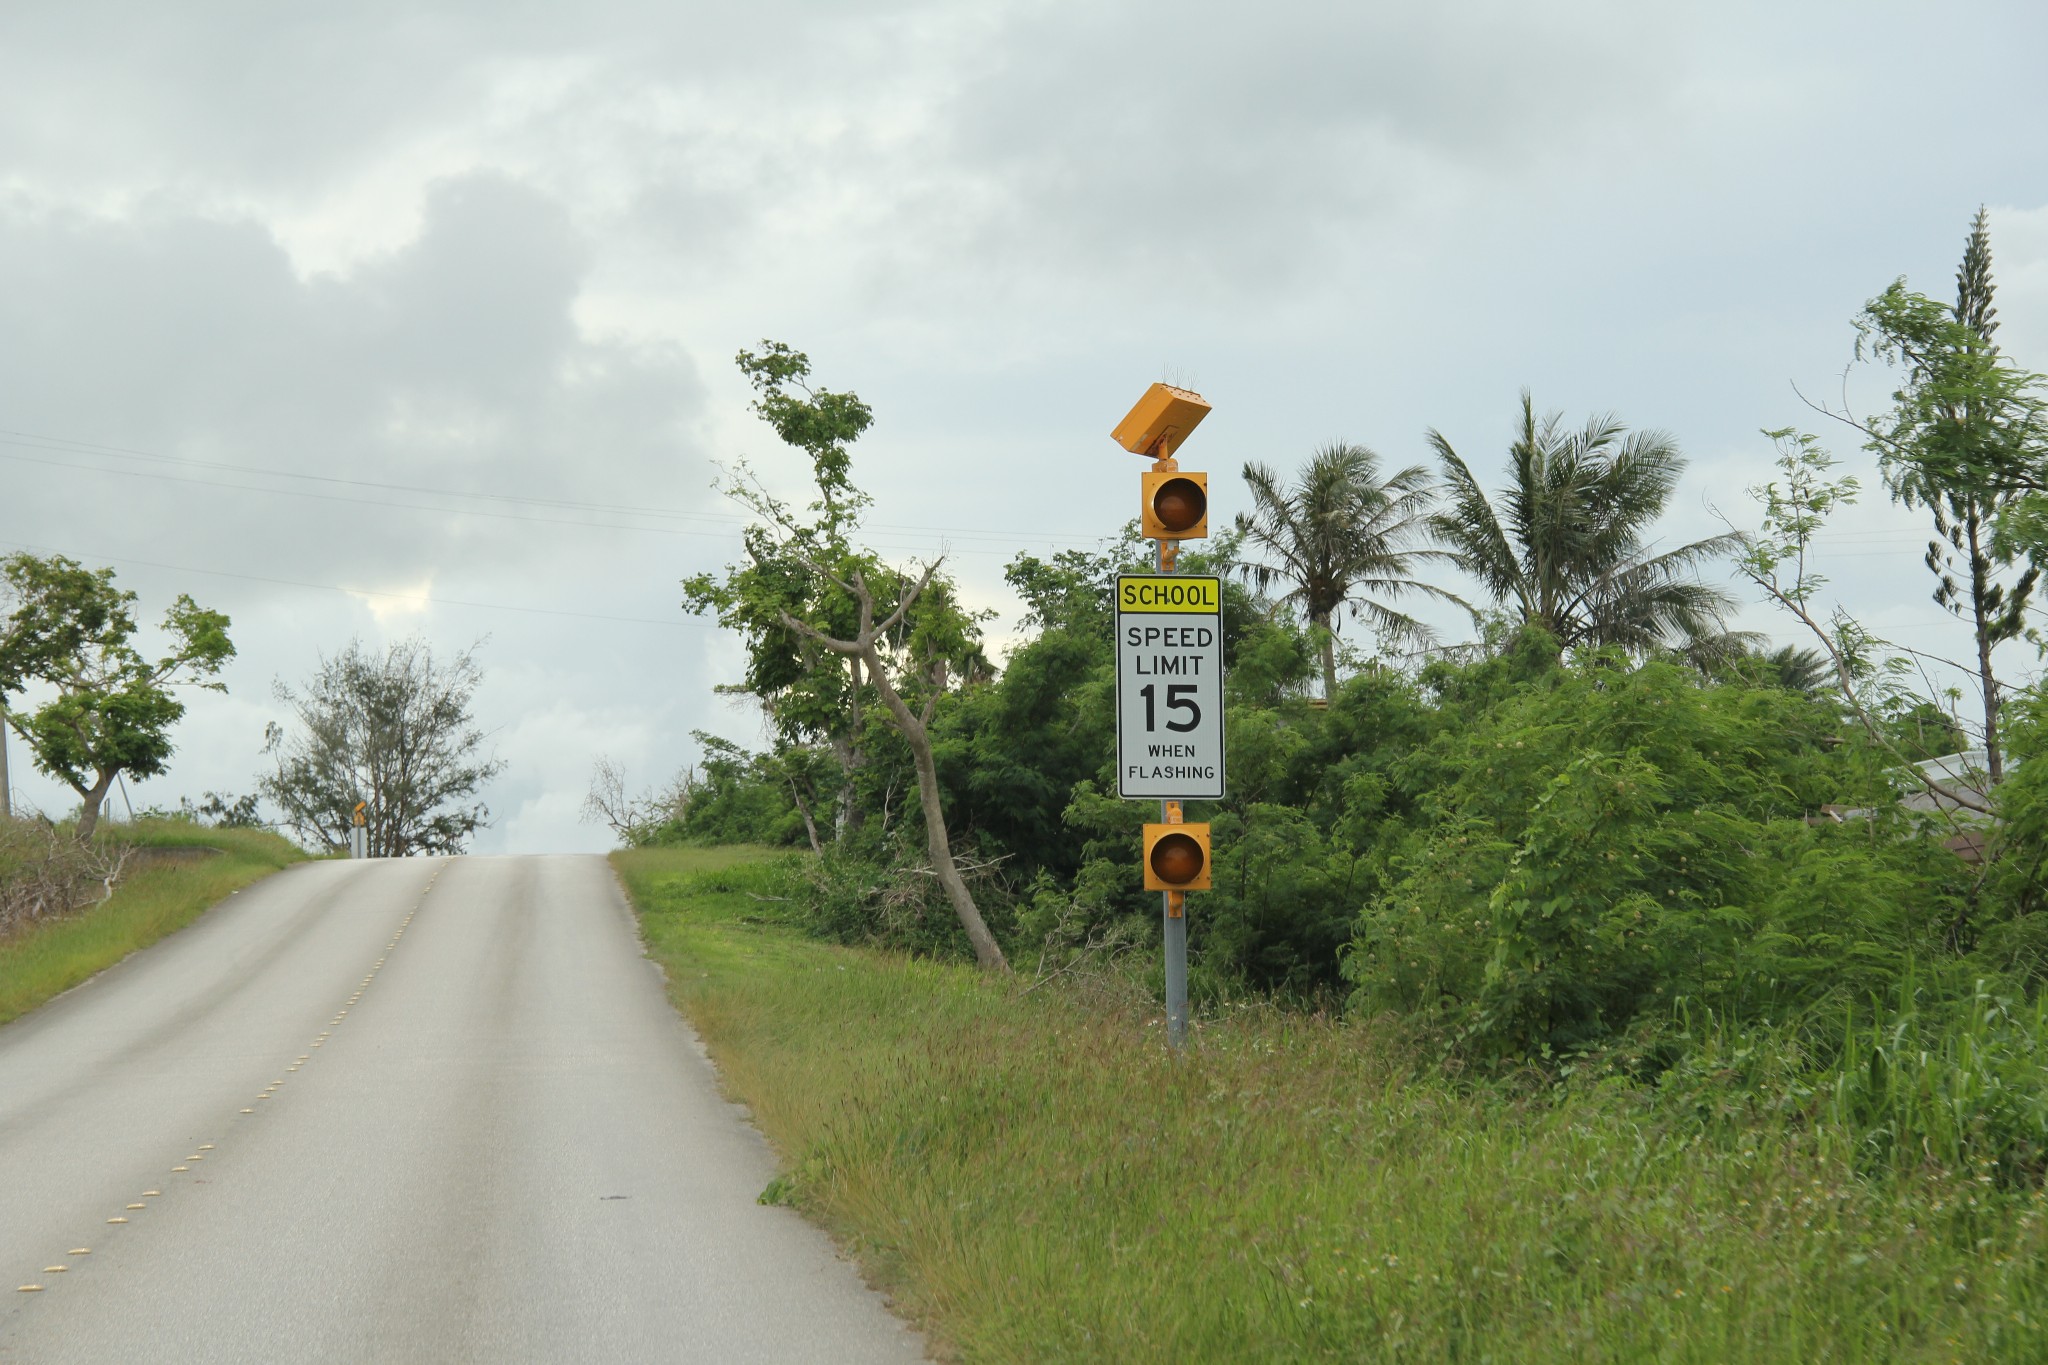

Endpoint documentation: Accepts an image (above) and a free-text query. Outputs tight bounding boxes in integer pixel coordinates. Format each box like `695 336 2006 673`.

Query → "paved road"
0 856 925 1363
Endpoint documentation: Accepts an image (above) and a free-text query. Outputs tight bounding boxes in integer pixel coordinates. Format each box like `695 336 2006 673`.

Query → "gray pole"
1157 536 1188 1050
1162 874 1188 1048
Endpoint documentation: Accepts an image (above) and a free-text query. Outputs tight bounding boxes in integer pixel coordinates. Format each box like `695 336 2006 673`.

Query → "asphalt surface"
0 855 926 1363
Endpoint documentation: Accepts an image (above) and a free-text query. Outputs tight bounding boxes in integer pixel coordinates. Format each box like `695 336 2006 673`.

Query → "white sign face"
1116 574 1225 800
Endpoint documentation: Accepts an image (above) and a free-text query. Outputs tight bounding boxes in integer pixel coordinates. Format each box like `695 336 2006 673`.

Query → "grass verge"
618 844 2048 1363
0 819 305 1027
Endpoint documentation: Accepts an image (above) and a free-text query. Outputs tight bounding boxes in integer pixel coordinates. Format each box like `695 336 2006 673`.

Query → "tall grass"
1827 980 2048 1186
0 819 304 1026
619 845 2048 1363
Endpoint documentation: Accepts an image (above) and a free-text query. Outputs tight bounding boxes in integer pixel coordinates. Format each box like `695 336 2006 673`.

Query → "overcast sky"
4 1 2048 851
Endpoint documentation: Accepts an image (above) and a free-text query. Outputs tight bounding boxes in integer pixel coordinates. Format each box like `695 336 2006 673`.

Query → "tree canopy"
1429 393 1744 658
259 637 504 856
0 552 233 840
1232 442 1454 699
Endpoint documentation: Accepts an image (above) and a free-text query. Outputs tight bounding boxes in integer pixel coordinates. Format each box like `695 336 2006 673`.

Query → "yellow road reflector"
107 1217 127 1224
198 1145 213 1151
44 1266 66 1273
17 1285 42 1292
143 1190 160 1196
68 1249 89 1256
173 1164 189 1170
126 1203 145 1210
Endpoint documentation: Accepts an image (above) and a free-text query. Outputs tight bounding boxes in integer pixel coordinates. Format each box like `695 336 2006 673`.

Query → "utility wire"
0 427 1107 550
3 423 1934 552
0 537 714 629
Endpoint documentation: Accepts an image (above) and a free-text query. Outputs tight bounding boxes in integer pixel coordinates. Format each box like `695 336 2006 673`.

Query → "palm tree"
1736 644 1834 696
1428 392 1741 656
1233 443 1456 701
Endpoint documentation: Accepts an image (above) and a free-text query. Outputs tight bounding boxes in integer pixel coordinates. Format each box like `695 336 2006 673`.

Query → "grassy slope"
618 845 2048 1364
0 821 305 1027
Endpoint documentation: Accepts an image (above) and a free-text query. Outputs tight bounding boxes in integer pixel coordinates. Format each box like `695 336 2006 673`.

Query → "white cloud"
346 577 436 625
4 0 2048 847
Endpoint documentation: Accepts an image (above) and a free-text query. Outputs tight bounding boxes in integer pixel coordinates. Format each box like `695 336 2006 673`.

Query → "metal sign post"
1110 383 1222 1050
350 801 369 860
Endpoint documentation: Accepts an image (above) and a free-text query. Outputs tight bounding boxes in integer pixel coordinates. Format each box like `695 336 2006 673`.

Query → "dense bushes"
644 540 2048 1180
1343 654 1968 1057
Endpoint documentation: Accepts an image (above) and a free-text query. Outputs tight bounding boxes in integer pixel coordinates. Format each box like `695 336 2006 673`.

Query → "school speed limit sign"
1116 574 1225 800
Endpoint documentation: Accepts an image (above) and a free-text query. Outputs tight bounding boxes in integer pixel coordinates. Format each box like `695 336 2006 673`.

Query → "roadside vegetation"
596 211 2048 1358
0 816 303 1026
620 846 2048 1362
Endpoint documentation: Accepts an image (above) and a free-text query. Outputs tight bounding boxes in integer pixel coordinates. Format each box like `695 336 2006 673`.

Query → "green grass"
618 845 2048 1363
0 819 305 1027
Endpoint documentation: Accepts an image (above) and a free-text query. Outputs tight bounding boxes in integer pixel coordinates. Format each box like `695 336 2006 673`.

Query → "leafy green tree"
1854 238 2048 540
1232 443 1455 700
677 735 810 847
259 637 504 856
684 342 879 840
1857 210 2042 781
1429 393 1743 657
0 553 234 841
1740 429 1996 820
685 341 1007 970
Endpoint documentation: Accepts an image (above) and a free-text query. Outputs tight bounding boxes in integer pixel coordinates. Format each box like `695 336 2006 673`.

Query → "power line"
0 427 1109 551
0 427 740 525
0 538 715 629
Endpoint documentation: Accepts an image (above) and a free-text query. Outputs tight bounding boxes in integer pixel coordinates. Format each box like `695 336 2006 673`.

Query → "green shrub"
1345 656 1968 1057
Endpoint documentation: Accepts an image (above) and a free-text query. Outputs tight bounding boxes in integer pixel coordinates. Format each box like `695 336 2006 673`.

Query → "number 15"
1139 684 1200 732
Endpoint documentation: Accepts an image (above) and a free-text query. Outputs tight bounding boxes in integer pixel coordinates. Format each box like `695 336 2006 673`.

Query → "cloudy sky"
4 1 2047 851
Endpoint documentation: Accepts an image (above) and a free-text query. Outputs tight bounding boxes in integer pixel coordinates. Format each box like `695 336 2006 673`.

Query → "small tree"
1430 393 1745 658
260 637 504 856
1231 442 1455 700
581 755 697 848
683 342 878 842
1856 210 2043 781
0 553 234 841
685 341 1007 970
1736 429 1992 821
775 559 1007 968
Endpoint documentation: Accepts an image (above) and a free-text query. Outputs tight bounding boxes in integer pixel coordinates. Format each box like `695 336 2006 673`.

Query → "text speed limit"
1115 575 1225 800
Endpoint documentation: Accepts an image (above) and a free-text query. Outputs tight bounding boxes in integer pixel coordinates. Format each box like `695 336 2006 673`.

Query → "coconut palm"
1726 643 1834 695
1428 392 1742 656
1232 443 1456 701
